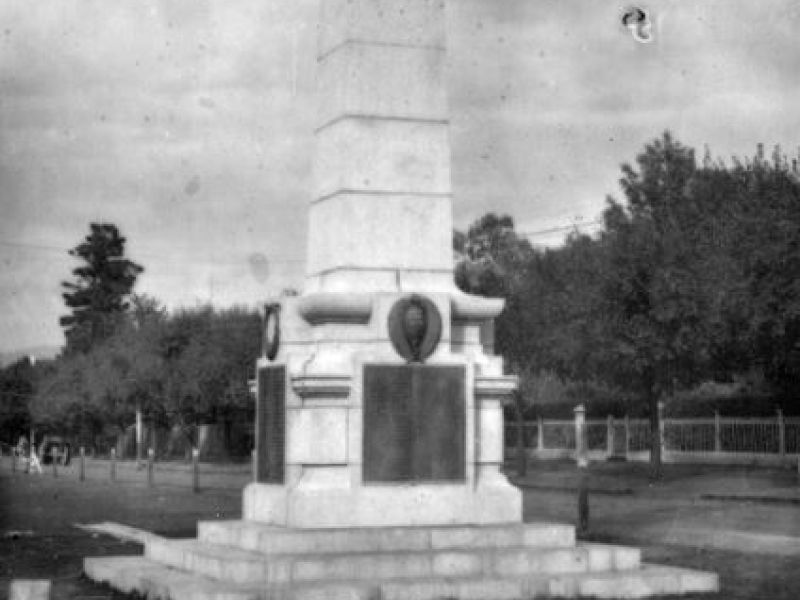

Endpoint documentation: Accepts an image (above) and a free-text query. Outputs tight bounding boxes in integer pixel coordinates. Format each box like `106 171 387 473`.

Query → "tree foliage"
32 299 262 452
60 223 143 353
456 132 800 475
0 357 38 443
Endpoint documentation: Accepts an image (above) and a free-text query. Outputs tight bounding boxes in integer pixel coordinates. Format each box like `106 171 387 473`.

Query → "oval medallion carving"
387 295 441 363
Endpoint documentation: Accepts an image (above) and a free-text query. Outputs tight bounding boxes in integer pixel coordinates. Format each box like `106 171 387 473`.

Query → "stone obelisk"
306 0 453 294
245 0 521 528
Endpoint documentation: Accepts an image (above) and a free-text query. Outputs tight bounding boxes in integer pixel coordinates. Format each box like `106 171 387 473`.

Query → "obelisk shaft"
306 0 454 294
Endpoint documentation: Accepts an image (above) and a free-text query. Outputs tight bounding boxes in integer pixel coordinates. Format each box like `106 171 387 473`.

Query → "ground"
1 456 799 599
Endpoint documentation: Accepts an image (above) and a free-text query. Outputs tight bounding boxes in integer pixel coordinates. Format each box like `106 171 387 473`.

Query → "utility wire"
0 239 305 264
518 218 603 238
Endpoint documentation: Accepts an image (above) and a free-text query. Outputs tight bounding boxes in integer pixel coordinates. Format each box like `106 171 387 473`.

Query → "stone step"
197 520 576 555
85 555 719 600
145 538 273 585
543 563 721 598
144 536 640 585
84 556 264 600
378 564 719 600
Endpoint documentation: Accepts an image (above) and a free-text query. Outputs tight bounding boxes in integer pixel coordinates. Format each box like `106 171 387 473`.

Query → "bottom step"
85 555 719 600
85 556 264 600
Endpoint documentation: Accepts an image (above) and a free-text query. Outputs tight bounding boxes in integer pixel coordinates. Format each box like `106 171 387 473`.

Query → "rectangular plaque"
256 365 285 483
363 364 466 482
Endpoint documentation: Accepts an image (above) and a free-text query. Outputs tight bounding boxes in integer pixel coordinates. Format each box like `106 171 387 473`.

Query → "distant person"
16 436 29 472
28 443 43 475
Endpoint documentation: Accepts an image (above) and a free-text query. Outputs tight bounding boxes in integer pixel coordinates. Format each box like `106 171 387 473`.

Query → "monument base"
242 470 521 528
84 519 719 600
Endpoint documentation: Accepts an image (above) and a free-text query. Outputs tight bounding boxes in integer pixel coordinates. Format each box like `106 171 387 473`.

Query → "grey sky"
1 0 799 353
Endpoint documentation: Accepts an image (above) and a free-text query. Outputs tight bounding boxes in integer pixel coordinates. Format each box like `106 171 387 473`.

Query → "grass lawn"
1 458 799 599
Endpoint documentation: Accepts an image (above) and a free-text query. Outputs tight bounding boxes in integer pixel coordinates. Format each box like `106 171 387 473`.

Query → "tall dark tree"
0 357 37 443
596 132 713 477
60 224 143 353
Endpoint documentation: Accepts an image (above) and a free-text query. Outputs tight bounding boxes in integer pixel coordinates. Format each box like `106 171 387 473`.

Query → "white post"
624 415 630 459
574 404 587 467
574 403 589 533
606 415 614 458
714 410 721 454
136 406 143 466
777 408 785 459
537 416 544 451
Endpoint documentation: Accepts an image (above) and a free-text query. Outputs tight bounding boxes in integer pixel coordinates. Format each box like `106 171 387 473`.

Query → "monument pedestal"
244 291 522 528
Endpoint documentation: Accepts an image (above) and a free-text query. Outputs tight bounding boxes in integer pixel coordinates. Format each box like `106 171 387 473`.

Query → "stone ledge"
475 375 518 400
297 293 372 325
291 375 352 398
451 292 505 321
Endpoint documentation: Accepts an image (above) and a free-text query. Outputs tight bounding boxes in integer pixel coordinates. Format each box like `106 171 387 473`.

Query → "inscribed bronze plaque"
363 365 466 482
256 365 285 483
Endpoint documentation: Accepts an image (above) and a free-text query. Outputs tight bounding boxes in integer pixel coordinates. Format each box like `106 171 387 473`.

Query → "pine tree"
60 223 144 353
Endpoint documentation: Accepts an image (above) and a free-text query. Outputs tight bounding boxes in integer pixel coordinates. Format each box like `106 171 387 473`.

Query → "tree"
60 223 143 353
0 357 37 443
455 214 541 474
595 131 712 477
723 149 800 397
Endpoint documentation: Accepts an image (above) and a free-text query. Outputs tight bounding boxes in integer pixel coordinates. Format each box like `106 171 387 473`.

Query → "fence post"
777 408 785 459
110 448 117 481
251 448 257 482
574 404 589 534
658 401 666 458
147 447 155 487
624 415 630 459
79 446 86 481
12 446 16 473
606 415 614 459
574 405 587 466
52 447 58 478
537 416 544 451
192 447 200 493
714 411 721 454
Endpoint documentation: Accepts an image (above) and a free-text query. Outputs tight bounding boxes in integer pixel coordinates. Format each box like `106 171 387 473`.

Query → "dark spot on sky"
4 29 10 36
100 114 106 122
184 176 201 196
476 21 484 30
144 115 151 123
198 97 216 109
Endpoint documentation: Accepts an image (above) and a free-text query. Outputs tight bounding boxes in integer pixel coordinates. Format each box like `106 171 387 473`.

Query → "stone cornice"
451 293 505 321
474 375 518 401
297 293 373 325
291 374 352 398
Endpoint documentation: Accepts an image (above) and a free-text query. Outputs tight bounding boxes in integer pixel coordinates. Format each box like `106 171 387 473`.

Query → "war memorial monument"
84 0 719 597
